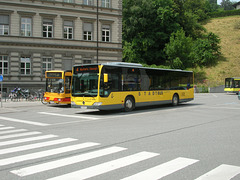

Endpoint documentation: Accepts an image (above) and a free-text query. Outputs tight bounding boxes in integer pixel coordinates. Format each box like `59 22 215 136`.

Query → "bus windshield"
225 78 240 88
46 78 64 93
72 72 99 97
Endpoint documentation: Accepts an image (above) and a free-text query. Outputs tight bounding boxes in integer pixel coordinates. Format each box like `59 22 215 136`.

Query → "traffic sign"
0 75 3 82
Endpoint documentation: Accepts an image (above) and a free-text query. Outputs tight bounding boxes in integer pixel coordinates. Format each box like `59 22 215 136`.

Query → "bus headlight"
93 102 102 106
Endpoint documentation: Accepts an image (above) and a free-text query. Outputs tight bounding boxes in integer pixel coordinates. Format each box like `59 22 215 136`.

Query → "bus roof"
74 62 193 73
45 70 72 73
226 77 240 80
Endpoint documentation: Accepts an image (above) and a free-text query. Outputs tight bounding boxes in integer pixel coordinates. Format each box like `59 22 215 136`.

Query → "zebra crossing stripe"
11 146 127 177
38 112 100 120
0 116 50 126
0 124 3 126
0 142 99 166
195 164 240 180
0 138 77 155
0 134 58 147
46 151 159 180
0 129 27 135
121 157 199 180
0 127 15 130
0 131 42 140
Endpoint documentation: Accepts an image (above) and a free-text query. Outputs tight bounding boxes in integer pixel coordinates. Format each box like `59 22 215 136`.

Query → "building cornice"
17 11 37 16
39 13 58 18
0 9 14 14
60 15 78 20
0 1 122 17
80 17 96 22
0 36 122 52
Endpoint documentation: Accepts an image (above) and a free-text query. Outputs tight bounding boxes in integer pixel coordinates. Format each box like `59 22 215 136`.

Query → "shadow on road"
75 103 203 116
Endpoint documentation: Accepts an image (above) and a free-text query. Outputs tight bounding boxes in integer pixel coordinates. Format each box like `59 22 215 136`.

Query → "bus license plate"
81 106 87 109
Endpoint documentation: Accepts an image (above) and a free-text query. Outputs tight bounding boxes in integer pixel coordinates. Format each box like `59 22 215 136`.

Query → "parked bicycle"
9 87 33 101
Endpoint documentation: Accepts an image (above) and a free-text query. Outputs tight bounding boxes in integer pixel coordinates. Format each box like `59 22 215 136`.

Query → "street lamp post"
96 0 99 63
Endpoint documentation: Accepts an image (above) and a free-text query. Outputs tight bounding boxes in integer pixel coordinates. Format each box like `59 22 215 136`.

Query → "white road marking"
121 157 199 180
0 142 99 166
46 151 159 180
38 112 100 120
195 164 240 180
0 129 27 135
0 138 77 155
0 134 57 147
11 146 127 176
38 109 177 126
0 126 15 130
211 94 218 98
0 131 42 140
0 116 50 126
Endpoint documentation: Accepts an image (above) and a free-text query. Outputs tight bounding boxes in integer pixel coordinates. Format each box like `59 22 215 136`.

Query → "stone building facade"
0 0 122 93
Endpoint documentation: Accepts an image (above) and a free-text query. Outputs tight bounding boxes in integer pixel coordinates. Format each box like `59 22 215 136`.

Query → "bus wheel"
172 94 179 106
124 96 135 112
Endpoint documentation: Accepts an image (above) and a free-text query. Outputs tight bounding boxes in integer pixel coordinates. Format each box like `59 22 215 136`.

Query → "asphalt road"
0 93 240 180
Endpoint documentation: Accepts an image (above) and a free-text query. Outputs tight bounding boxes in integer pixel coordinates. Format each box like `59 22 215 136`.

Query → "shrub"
209 9 240 18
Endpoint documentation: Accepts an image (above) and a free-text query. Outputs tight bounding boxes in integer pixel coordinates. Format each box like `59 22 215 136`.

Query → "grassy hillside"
200 16 240 87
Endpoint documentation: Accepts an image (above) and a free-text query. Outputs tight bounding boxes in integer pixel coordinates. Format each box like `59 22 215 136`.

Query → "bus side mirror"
104 73 108 83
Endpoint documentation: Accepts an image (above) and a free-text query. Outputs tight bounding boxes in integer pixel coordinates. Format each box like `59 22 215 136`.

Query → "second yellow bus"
43 70 72 105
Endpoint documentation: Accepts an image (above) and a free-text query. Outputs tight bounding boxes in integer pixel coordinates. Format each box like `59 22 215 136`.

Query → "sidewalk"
0 100 43 114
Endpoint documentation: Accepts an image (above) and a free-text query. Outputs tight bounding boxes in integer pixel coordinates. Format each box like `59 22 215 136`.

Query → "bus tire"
124 96 135 112
172 94 179 106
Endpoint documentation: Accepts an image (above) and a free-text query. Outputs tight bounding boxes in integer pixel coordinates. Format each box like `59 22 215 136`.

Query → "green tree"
123 0 180 65
165 30 221 69
182 0 210 21
208 0 219 11
172 0 205 39
220 0 235 10
123 0 221 69
165 29 194 69
192 33 221 67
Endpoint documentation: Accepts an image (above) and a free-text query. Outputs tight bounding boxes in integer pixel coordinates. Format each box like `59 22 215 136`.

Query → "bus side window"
140 69 150 91
123 68 140 91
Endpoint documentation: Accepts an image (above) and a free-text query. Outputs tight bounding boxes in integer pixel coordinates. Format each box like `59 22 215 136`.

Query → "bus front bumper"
71 101 123 110
71 101 102 109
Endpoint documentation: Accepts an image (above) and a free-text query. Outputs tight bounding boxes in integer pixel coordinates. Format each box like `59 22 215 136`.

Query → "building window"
0 15 9 35
63 20 73 39
21 17 32 36
83 23 93 41
102 25 110 42
43 19 53 38
63 0 74 3
20 57 31 75
83 0 93 5
42 57 52 74
0 55 8 74
101 0 110 8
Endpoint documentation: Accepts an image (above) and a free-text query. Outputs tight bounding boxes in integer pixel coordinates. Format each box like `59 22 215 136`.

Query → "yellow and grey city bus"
71 63 194 111
224 77 240 94
43 70 72 104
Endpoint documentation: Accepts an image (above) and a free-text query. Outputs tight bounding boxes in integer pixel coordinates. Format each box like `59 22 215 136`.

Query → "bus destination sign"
74 66 98 74
46 72 62 78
